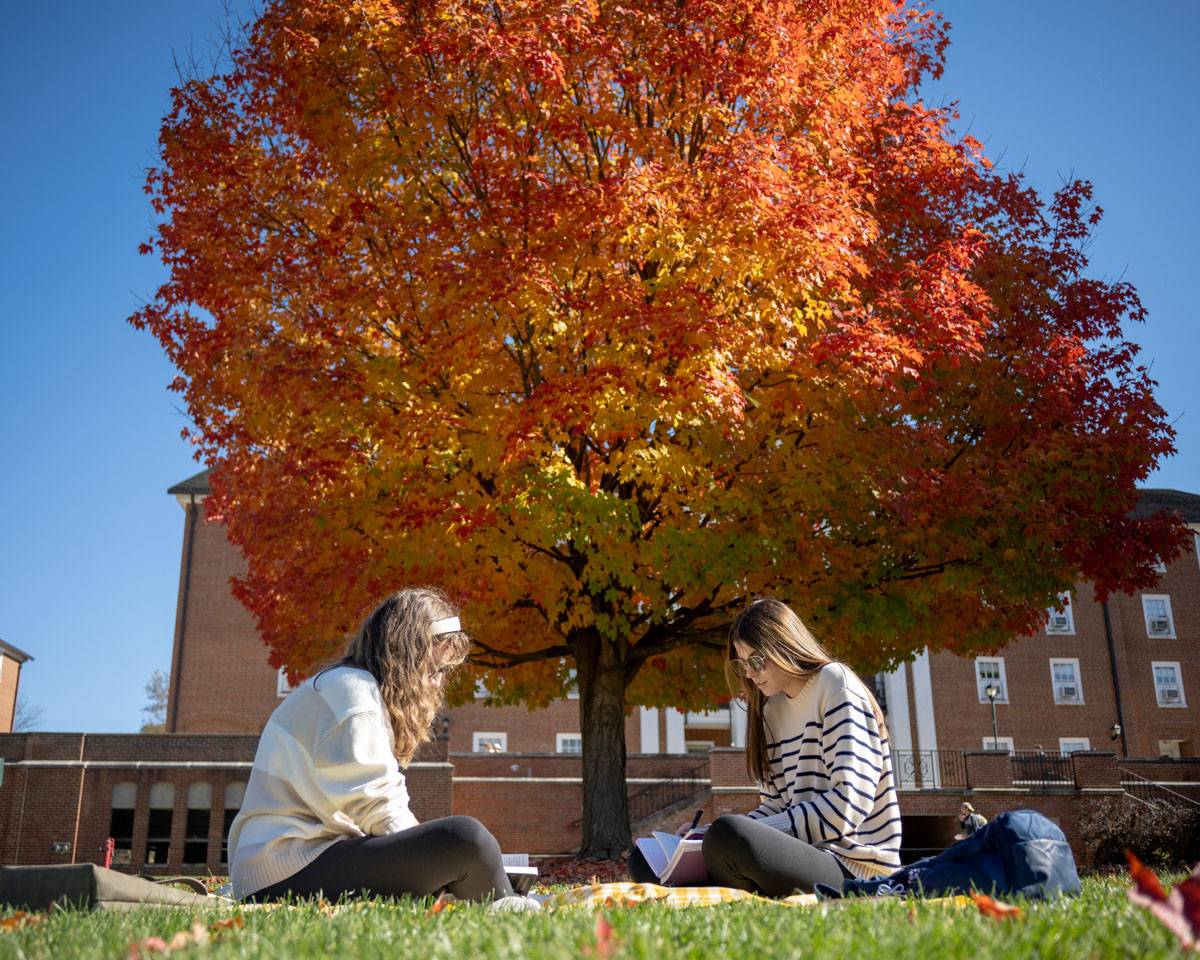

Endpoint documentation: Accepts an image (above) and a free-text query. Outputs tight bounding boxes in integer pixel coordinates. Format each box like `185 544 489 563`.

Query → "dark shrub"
1080 797 1200 868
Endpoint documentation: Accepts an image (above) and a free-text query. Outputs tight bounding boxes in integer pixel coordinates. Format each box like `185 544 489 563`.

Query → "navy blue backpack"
826 809 1080 900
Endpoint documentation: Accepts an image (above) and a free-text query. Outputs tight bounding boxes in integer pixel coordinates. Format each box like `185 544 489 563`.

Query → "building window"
1152 558 1167 574
982 736 1014 752
474 679 490 699
220 781 245 865
975 658 1008 703
108 782 136 867
1050 658 1083 705
1152 662 1186 707
1158 740 1184 759
1045 593 1075 635
1142 595 1176 638
184 783 212 865
472 732 507 753
1059 738 1091 754
555 733 583 754
276 668 295 698
145 783 174 866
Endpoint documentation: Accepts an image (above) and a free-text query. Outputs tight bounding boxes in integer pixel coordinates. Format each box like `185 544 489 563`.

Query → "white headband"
431 616 461 636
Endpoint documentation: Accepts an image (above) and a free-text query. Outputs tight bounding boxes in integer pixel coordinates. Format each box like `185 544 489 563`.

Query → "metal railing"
1120 766 1200 808
890 750 969 789
626 757 711 824
1011 751 1074 786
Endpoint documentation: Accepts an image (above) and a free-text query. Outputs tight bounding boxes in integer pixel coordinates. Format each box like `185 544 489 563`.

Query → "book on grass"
502 853 539 894
633 830 708 886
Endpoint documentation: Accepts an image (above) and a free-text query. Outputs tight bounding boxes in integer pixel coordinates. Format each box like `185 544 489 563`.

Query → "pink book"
634 831 708 885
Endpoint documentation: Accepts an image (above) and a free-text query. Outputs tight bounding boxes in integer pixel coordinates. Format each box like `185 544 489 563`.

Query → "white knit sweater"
229 666 420 898
745 662 902 879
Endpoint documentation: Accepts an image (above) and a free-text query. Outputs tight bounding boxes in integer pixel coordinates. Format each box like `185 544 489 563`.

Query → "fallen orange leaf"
970 892 1023 920
0 911 45 933
430 892 457 914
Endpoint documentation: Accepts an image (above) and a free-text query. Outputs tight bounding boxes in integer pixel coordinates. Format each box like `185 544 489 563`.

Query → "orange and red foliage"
132 0 1185 854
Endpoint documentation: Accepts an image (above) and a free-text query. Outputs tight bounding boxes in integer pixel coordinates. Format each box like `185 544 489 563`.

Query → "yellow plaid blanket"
546 882 817 909
546 882 973 911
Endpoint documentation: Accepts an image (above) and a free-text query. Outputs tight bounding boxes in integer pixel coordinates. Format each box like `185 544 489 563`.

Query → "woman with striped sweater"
701 599 901 895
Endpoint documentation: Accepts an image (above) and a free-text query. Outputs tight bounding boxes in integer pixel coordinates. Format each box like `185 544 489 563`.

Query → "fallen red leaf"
1126 851 1167 902
1176 870 1200 941
127 936 169 959
1127 859 1200 950
127 920 211 958
582 913 619 959
970 892 1023 920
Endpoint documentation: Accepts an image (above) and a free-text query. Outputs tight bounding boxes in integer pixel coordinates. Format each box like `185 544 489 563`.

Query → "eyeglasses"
728 654 767 678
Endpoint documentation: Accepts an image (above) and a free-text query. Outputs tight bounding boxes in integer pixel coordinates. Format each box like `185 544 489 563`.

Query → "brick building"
0 639 33 734
881 489 1200 768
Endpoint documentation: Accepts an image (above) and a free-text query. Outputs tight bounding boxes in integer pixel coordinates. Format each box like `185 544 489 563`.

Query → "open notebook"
502 853 539 894
633 831 707 885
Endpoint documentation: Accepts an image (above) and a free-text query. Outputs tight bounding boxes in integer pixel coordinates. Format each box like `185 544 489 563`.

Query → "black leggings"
629 815 852 896
248 815 514 903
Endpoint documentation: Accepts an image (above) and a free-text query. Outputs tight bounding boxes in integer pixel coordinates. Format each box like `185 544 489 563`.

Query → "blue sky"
1 1 1196 733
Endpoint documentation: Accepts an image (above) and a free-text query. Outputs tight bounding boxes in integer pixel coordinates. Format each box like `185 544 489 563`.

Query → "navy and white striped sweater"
744 662 901 879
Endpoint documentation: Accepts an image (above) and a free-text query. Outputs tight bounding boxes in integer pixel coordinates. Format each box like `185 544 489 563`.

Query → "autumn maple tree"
133 0 1186 856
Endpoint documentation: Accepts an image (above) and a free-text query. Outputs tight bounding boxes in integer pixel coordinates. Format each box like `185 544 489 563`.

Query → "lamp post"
984 683 1000 750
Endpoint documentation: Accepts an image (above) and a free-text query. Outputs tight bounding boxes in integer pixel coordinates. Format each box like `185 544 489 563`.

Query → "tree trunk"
575 628 632 859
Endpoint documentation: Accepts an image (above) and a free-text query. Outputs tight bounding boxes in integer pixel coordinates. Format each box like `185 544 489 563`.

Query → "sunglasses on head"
728 653 767 678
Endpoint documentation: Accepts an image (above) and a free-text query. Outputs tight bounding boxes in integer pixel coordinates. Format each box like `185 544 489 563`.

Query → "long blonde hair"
727 599 889 783
340 587 469 765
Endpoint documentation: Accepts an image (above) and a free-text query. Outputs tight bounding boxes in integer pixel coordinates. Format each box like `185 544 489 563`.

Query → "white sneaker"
489 895 542 913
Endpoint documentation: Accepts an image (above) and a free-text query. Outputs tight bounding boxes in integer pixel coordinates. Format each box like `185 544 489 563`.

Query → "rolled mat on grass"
0 865 229 912
543 881 972 910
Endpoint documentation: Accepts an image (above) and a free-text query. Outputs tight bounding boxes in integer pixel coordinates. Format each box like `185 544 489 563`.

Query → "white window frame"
982 736 1014 753
473 679 490 699
1050 658 1084 705
555 733 583 754
1142 594 1176 638
1158 739 1183 759
1153 558 1167 574
276 668 295 698
1045 593 1075 635
975 657 1009 703
1059 738 1091 754
1152 661 1186 708
472 731 508 753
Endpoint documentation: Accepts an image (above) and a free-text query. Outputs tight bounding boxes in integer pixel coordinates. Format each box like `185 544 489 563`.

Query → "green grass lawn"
0 876 1183 959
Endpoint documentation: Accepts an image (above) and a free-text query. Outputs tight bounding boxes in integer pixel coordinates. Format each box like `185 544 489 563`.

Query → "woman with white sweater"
229 587 534 909
700 599 901 895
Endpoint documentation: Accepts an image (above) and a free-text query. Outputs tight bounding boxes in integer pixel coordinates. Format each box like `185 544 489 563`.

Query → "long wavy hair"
340 587 469 765
727 599 889 783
